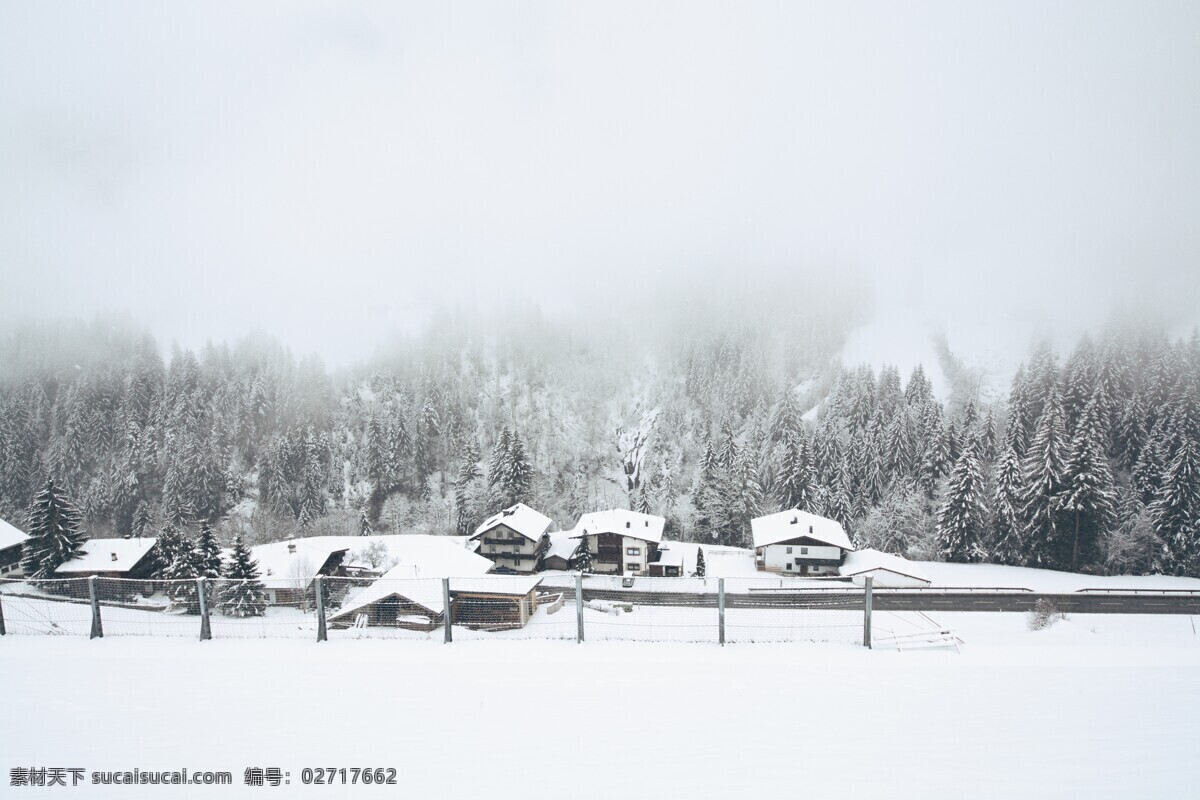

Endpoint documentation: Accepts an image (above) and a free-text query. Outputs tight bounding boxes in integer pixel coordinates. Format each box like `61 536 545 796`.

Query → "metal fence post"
718 577 726 646
88 576 103 639
442 578 452 643
0 589 6 636
197 578 212 641
575 573 584 643
315 576 328 643
863 576 873 649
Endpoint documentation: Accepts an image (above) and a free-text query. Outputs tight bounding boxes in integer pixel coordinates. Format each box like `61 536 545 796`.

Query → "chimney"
123 534 131 540
625 521 631 529
644 520 649 527
790 516 798 525
809 525 813 534
287 543 297 554
110 552 118 562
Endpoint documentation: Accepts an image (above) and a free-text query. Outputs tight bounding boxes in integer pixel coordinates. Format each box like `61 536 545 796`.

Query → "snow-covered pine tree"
935 438 987 563
359 509 373 537
1059 398 1117 571
1151 436 1200 576
20 480 88 579
990 442 1025 565
219 535 268 617
160 530 202 612
695 547 706 578
1019 381 1069 568
454 440 482 535
194 521 223 579
572 534 593 573
776 431 815 512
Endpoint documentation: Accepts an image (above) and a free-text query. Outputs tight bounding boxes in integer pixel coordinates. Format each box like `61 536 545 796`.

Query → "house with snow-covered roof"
540 531 580 572
249 537 350 608
571 509 665 576
751 509 851 577
0 517 29 578
470 503 552 574
840 548 931 588
52 537 160 580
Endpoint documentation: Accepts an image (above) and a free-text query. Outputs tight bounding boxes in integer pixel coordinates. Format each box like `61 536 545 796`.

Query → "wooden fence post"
718 577 726 646
0 588 6 636
575 573 584 644
863 576 873 649
197 578 211 641
315 576 328 643
89 576 103 639
442 578 452 644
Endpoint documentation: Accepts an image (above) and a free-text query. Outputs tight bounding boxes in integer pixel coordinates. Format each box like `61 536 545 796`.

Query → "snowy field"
4 611 1199 800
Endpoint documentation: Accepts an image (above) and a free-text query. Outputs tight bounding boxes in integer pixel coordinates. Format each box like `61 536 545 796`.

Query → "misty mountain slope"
2 315 1199 584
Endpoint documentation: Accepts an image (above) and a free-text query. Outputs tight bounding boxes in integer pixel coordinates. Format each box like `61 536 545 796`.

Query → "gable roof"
450 575 542 596
751 510 852 551
840 548 930 584
0 517 28 550
471 503 552 542
571 509 665 544
250 537 351 590
543 531 580 564
54 538 158 575
331 573 447 620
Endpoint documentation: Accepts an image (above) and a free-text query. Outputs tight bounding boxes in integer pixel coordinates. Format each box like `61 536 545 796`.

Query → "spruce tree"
1019 382 1069 568
1059 399 1117 572
194 521 224 579
1151 437 1200 575
21 480 88 579
695 547 706 578
359 509 373 537
572 535 593 573
219 535 268 617
990 443 1025 565
936 440 987 563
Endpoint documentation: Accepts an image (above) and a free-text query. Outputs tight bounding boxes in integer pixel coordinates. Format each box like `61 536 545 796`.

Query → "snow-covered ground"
3 610 1198 799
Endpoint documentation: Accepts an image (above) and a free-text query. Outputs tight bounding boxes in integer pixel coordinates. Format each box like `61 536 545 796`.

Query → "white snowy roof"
471 503 552 542
572 509 665 544
54 538 158 575
543 531 579 563
450 575 542 596
650 549 684 568
0 517 28 550
256 534 493 590
332 573 448 619
251 537 351 590
751 510 852 551
840 548 930 584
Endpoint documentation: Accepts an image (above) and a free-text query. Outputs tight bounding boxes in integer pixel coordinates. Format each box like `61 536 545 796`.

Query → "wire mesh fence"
0 575 875 646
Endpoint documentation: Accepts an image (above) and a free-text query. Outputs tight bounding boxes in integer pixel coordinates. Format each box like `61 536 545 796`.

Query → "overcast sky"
2 1 1198 367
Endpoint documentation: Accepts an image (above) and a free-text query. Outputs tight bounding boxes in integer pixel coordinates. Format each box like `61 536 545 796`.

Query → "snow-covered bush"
1027 599 1063 631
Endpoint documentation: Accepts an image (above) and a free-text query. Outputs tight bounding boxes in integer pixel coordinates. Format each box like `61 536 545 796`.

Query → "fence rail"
0 575 874 646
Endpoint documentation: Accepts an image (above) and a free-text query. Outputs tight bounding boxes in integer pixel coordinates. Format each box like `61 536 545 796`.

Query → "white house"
52 537 160 580
751 510 852 577
0 517 29 578
839 548 931 588
571 509 665 576
469 503 552 573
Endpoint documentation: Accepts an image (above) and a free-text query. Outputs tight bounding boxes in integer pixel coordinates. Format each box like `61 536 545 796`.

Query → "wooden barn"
449 576 542 630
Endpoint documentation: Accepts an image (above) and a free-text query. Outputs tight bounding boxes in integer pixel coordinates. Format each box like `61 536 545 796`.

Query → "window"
800 547 808 555
626 547 641 556
786 547 792 554
627 563 641 572
785 563 793 571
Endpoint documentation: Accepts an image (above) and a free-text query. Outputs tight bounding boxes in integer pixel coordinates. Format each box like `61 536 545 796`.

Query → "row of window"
785 546 810 555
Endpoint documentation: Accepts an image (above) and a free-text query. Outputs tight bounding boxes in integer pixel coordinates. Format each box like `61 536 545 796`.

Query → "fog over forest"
2 3 1199 577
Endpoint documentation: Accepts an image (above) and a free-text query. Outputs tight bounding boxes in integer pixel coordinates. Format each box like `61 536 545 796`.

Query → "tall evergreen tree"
1151 437 1200 575
219 535 268 617
1019 382 1069 568
990 442 1025 565
695 547 706 578
194 521 224 579
1059 398 1117 571
21 480 88 579
936 440 987 562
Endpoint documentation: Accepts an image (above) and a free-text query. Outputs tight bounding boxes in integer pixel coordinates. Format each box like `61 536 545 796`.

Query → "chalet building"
751 510 852 577
52 537 160 580
0 518 29 578
572 509 665 576
840 548 931 588
250 537 350 608
540 531 580 572
470 503 552 574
